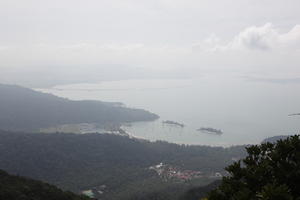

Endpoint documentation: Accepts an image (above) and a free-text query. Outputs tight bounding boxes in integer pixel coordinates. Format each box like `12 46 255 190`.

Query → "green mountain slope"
0 130 246 199
0 169 90 200
0 84 158 131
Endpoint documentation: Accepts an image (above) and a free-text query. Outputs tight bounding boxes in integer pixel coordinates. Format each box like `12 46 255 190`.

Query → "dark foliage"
0 169 90 200
207 135 300 200
179 180 221 200
0 84 158 131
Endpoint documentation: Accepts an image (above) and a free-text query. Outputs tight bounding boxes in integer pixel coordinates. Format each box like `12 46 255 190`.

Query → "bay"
36 75 300 146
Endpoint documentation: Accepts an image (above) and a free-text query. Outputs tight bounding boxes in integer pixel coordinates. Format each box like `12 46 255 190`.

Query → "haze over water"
37 74 300 146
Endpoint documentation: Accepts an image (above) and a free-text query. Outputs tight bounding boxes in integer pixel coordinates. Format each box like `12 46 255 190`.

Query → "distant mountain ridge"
0 84 158 131
261 135 290 143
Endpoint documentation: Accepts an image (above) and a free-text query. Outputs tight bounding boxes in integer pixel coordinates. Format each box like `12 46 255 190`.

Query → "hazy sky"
0 0 300 87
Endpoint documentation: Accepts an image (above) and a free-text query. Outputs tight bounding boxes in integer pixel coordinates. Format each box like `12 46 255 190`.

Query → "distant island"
197 127 223 135
288 113 300 116
162 120 185 128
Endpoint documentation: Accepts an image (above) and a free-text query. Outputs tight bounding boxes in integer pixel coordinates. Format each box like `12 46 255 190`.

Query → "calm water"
37 75 300 146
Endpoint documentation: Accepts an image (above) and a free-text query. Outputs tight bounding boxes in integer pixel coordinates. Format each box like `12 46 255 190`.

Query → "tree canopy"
207 135 300 200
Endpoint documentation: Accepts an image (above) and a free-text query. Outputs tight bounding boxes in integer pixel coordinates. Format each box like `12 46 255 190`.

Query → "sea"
36 74 300 146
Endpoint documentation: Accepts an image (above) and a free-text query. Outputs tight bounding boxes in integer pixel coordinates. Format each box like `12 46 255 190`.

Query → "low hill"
0 169 90 200
0 84 158 131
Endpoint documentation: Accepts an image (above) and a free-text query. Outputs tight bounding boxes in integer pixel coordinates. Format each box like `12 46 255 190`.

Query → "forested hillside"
0 84 158 131
0 130 246 199
0 169 90 200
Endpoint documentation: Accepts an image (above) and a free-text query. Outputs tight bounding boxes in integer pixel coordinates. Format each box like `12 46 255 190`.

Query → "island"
288 113 300 116
162 120 185 128
197 127 223 135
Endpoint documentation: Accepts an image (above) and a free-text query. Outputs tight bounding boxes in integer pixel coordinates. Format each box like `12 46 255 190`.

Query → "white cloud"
279 25 300 48
206 23 300 51
231 23 278 50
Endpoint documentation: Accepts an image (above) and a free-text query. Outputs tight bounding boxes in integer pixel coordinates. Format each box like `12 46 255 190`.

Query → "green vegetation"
179 180 221 200
0 130 246 199
206 135 300 200
0 84 158 131
0 169 90 200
